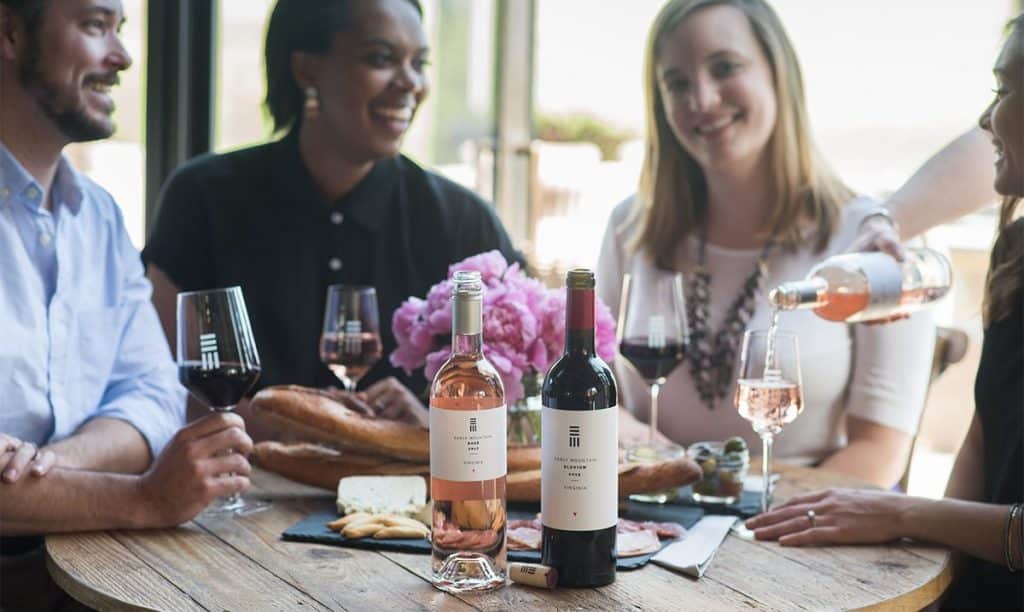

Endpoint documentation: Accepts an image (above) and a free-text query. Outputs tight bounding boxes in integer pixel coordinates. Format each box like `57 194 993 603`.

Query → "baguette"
506 456 702 503
252 441 429 490
249 385 543 470
250 385 430 461
507 445 541 473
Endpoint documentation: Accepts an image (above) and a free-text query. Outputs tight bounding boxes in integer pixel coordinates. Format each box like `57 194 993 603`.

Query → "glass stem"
648 382 661 445
213 404 242 509
761 433 774 513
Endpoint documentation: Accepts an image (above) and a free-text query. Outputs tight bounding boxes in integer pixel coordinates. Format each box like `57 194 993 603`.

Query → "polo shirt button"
330 211 344 225
39 231 52 246
26 186 39 200
328 257 343 271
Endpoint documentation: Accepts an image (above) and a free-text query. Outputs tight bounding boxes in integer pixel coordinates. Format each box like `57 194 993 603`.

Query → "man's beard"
18 38 116 143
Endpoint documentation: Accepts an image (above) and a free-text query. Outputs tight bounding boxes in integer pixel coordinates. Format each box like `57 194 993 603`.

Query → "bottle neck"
565 287 595 355
452 295 483 356
769 278 828 311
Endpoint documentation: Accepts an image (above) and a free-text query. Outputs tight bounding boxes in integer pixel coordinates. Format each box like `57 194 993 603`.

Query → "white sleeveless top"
595 196 934 465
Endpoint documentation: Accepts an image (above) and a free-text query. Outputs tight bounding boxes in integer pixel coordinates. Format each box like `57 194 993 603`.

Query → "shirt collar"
0 142 85 215
275 129 398 232
53 156 85 215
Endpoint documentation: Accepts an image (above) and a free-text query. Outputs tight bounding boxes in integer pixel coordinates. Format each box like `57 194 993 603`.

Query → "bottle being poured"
769 247 952 323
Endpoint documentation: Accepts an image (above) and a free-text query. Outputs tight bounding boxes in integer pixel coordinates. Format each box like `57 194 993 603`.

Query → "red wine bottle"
541 268 618 587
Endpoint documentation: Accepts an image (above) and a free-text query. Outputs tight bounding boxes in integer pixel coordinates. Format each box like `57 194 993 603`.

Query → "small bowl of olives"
688 438 750 504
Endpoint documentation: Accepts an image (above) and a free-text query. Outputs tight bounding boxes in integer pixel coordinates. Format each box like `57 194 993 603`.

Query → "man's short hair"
1 0 48 42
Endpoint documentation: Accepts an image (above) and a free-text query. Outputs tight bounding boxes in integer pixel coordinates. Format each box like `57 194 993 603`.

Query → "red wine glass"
176 286 265 515
617 271 689 449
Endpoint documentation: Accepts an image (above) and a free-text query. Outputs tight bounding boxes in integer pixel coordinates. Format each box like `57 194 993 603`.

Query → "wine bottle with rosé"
541 269 618 587
429 271 507 593
735 330 803 513
769 247 951 323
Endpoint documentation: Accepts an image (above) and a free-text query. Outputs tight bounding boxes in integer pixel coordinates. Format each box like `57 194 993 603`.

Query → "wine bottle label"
858 252 903 319
541 405 618 531
429 405 507 482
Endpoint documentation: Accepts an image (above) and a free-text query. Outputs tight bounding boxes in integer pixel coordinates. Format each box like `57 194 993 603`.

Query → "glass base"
730 522 756 541
432 552 506 593
691 491 738 505
628 489 680 504
201 495 270 516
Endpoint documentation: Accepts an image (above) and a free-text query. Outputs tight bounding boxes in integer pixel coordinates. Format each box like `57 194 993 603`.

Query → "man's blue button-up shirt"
0 143 185 456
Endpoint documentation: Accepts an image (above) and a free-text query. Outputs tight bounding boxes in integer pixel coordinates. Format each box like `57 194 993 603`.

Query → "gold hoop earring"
304 86 320 120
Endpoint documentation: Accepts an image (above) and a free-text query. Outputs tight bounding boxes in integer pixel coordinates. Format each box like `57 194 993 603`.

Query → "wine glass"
735 330 803 513
320 285 383 391
617 271 689 502
176 286 265 515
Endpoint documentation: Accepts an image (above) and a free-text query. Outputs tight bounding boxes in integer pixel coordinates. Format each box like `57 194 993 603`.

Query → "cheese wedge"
336 475 428 517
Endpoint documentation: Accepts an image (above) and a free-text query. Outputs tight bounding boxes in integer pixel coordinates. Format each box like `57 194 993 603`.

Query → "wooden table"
46 465 951 611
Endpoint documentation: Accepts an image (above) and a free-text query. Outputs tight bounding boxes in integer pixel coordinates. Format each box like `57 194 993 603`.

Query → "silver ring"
806 509 816 528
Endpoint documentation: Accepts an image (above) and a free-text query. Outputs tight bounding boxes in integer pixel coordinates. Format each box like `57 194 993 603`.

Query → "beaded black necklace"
686 227 774 410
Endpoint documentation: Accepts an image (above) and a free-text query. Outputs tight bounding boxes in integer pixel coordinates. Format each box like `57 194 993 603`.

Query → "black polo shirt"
143 130 523 395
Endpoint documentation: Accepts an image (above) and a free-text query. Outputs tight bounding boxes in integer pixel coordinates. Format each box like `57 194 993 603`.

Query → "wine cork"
508 562 558 589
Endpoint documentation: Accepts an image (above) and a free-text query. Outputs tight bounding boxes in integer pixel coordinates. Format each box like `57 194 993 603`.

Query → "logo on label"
343 320 362 354
469 417 478 433
569 424 580 448
199 333 220 370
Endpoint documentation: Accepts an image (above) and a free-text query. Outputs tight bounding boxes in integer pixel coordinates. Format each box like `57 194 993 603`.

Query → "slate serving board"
282 501 705 571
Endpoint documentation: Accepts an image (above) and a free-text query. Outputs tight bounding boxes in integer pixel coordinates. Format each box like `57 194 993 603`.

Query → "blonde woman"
749 16 1022 610
597 0 934 487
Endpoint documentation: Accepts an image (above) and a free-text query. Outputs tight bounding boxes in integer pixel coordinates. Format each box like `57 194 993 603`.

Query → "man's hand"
361 377 428 428
1 433 56 482
136 413 253 527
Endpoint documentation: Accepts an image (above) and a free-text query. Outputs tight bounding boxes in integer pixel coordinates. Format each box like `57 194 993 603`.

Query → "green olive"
722 451 745 464
700 457 717 476
724 436 747 453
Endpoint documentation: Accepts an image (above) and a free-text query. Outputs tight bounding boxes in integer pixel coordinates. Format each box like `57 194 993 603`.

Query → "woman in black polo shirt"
143 0 523 423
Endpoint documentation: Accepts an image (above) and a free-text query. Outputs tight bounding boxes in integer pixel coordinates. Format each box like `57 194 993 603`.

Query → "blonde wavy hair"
631 0 853 269
982 15 1023 327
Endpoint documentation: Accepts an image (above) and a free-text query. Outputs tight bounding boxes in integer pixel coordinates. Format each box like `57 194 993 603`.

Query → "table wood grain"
46 465 951 611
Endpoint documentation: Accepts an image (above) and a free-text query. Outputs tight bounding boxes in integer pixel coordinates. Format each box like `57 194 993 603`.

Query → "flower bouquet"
390 251 617 443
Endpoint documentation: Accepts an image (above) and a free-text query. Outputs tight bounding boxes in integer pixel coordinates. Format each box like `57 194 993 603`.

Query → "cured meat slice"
616 529 662 557
507 526 542 551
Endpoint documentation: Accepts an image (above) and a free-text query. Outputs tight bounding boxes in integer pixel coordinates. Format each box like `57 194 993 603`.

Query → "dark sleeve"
454 189 528 271
141 163 215 291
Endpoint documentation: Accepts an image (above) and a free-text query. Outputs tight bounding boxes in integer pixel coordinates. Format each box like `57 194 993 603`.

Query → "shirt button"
330 211 344 225
0 188 9 198
39 231 52 246
26 186 39 200
328 257 343 271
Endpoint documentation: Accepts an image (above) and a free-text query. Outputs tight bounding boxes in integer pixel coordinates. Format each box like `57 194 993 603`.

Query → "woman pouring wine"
596 0 935 488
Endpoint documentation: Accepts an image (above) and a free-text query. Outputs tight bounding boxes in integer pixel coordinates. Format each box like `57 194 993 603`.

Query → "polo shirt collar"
274 129 398 232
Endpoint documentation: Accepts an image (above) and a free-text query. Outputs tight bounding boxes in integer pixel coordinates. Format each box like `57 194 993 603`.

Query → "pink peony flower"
390 251 619 404
390 298 427 374
448 250 515 284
